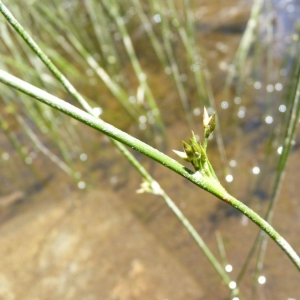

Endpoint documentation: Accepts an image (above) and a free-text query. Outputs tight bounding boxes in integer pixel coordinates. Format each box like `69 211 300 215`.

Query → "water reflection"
225 174 234 182
258 275 266 284
0 0 300 299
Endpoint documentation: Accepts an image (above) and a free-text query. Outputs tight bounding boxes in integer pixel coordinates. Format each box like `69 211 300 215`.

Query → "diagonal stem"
0 69 299 272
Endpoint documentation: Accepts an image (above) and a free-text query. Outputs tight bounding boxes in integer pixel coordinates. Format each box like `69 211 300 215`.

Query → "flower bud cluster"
173 107 216 172
203 107 216 139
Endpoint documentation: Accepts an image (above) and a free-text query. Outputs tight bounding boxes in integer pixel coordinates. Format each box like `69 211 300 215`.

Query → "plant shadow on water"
0 0 300 299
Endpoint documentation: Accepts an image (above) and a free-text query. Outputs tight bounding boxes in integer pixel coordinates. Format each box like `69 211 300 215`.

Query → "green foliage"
1 0 300 298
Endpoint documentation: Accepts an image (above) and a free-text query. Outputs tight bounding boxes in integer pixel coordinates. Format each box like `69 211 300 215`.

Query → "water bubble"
225 174 233 182
293 34 299 41
80 153 88 161
252 166 260 174
43 110 52 119
287 4 295 13
219 61 227 70
229 160 236 167
207 107 214 114
78 181 86 189
266 84 274 92
190 63 200 72
139 123 147 130
254 81 262 89
86 68 94 76
180 74 187 81
152 108 160 116
92 107 103 117
25 157 32 164
139 116 147 123
216 42 228 53
195 9 204 20
234 97 241 104
139 73 147 81
147 111 153 118
93 53 100 61
227 64 235 73
275 83 283 91
148 116 155 124
258 275 266 284
128 7 136 16
229 281 237 289
193 107 201 116
238 111 245 118
165 66 172 74
278 104 286 112
280 69 287 76
265 116 273 124
114 74 123 82
221 101 229 109
153 13 161 23
110 175 118 185
225 264 233 272
129 96 136 103
277 146 283 155
108 55 116 64
237 107 246 118
2 152 9 160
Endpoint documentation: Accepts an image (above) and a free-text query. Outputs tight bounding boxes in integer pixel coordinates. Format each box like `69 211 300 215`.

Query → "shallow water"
0 0 300 299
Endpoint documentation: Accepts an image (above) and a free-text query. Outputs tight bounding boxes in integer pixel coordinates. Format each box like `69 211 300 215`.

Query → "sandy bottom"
0 189 203 300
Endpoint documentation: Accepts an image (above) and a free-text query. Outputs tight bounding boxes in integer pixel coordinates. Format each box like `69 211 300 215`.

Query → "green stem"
0 2 236 288
235 32 300 286
0 69 299 272
159 190 233 287
226 0 264 87
0 1 94 115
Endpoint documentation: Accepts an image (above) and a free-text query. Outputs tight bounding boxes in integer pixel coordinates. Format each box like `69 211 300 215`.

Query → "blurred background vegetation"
0 0 300 299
